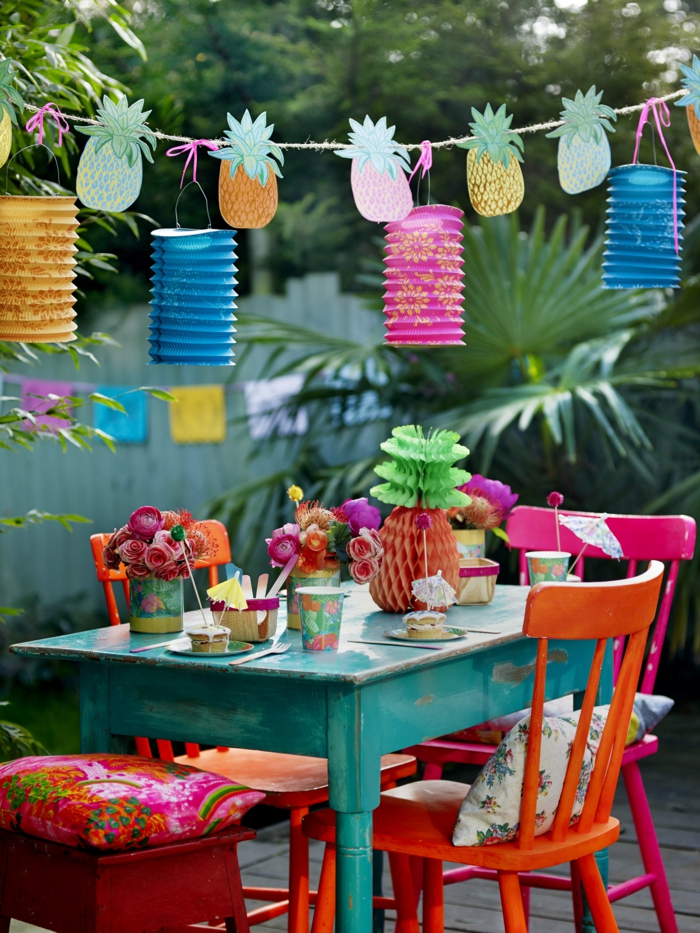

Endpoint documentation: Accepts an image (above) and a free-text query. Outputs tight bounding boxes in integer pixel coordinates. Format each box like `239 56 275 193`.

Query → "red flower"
547 491 564 508
127 506 164 541
349 556 381 584
266 532 302 569
159 560 184 581
347 535 373 561
125 561 151 579
144 543 176 572
102 545 120 571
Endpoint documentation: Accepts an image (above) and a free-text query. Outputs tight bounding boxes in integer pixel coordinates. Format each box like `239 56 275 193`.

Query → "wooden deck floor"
12 711 700 932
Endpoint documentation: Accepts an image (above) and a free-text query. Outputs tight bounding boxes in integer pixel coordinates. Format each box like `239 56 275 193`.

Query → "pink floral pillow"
0 754 265 851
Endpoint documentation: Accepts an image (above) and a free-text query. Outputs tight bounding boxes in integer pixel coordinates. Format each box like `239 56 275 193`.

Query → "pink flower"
125 561 151 580
266 532 302 568
347 535 374 561
118 538 149 564
359 527 383 557
153 529 183 560
547 491 564 508
158 560 183 581
127 506 164 541
341 498 381 535
458 476 519 517
144 543 177 572
141 593 164 613
349 555 381 584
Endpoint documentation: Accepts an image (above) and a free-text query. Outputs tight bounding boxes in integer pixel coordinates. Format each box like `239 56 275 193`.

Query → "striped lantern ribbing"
382 204 466 346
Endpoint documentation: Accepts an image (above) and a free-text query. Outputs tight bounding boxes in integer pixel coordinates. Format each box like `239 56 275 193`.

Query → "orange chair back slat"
517 562 664 851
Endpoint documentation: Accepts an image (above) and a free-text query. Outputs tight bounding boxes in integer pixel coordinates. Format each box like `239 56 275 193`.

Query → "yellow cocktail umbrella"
207 576 248 610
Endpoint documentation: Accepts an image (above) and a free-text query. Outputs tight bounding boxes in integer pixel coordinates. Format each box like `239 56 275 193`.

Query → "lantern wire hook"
5 144 61 194
174 180 212 229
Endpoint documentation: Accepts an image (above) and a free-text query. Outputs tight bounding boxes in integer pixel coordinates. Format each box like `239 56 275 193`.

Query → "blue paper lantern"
149 228 238 365
603 164 685 289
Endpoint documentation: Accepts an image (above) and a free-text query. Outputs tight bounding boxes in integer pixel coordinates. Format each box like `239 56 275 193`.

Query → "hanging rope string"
21 88 686 152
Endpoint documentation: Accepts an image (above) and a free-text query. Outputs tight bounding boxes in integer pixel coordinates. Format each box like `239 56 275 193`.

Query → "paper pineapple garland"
369 425 469 613
382 204 466 346
0 195 79 342
546 86 616 194
76 96 156 211
458 104 524 217
149 228 238 365
336 116 413 223
603 100 684 290
675 54 700 155
209 111 283 229
0 62 23 168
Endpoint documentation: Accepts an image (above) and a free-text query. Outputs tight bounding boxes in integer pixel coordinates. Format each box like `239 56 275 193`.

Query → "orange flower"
306 529 328 552
301 593 314 612
310 600 322 612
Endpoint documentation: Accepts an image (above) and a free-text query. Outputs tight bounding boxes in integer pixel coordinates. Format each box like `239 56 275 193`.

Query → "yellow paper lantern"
0 195 79 343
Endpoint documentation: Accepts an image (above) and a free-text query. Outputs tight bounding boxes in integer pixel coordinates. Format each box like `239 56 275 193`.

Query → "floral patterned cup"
296 586 345 651
526 551 571 585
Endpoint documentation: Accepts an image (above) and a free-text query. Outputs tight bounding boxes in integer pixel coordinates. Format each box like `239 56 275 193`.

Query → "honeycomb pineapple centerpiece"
546 86 617 194
369 425 471 613
0 61 23 169
336 115 413 223
76 96 156 212
676 54 700 156
458 103 524 217
209 110 284 229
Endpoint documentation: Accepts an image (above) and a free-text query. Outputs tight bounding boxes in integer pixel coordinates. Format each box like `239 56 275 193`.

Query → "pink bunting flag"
21 379 74 433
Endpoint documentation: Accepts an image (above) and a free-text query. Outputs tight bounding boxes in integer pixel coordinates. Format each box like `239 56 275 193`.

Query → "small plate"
386 627 469 642
167 639 254 658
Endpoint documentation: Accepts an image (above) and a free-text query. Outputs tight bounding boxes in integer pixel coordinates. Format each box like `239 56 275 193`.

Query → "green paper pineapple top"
457 103 524 168
210 110 284 185
676 55 700 118
0 61 24 125
546 86 616 146
335 115 411 178
76 96 156 166
371 425 471 510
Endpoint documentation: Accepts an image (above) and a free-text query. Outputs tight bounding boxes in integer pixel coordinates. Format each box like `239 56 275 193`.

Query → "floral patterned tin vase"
129 576 184 633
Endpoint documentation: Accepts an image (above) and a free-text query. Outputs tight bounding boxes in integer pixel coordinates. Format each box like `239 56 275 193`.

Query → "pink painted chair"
405 506 696 933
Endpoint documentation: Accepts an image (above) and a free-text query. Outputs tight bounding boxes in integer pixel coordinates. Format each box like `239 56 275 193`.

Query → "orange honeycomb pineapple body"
219 162 278 229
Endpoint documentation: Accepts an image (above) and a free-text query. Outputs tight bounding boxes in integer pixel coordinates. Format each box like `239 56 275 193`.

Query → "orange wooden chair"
304 562 665 933
90 522 415 932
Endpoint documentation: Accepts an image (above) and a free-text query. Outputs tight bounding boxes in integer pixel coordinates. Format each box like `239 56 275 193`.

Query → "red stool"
0 825 254 932
90 526 417 930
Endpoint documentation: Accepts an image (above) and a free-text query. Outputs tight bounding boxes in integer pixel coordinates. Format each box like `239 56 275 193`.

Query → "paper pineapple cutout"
369 425 470 613
209 111 284 229
676 54 700 155
336 116 412 223
76 96 156 211
458 104 524 217
0 61 24 168
546 87 616 194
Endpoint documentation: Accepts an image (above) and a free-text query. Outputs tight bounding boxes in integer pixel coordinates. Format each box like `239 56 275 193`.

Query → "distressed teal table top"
11 585 529 684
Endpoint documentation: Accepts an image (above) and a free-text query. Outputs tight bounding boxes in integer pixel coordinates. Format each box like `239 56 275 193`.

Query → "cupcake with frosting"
188 625 230 653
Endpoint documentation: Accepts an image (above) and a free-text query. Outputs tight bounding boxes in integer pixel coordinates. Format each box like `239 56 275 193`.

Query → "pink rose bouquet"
265 495 383 583
103 506 214 580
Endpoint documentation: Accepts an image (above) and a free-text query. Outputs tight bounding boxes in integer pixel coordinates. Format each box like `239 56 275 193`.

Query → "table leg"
80 664 126 753
327 685 381 933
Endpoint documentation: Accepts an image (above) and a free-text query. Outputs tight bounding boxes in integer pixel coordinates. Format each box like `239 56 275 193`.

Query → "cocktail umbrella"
558 513 623 574
207 576 248 611
411 571 457 612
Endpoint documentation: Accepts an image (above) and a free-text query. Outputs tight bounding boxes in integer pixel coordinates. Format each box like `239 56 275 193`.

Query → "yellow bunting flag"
169 385 226 444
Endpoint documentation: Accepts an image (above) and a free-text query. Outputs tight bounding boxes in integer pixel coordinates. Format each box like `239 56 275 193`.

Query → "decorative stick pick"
547 491 564 552
416 512 432 583
170 524 208 627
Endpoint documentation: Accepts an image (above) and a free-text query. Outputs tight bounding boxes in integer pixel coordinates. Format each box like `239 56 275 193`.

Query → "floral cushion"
0 754 265 851
452 707 607 847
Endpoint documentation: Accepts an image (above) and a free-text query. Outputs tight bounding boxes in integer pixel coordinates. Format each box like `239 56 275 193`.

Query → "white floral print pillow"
452 707 607 847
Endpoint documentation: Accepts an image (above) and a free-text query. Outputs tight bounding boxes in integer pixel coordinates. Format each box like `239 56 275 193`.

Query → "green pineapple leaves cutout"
546 86 616 194
371 425 471 510
76 96 156 212
0 61 24 168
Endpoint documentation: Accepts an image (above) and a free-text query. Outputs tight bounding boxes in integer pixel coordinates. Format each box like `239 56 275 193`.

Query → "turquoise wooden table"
11 584 611 933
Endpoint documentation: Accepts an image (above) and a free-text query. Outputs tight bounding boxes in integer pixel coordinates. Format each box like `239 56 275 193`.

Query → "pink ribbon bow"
409 140 432 182
166 139 218 187
25 103 70 148
633 97 679 255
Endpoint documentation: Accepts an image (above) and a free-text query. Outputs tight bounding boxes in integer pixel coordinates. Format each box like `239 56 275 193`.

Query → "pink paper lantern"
382 204 466 346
